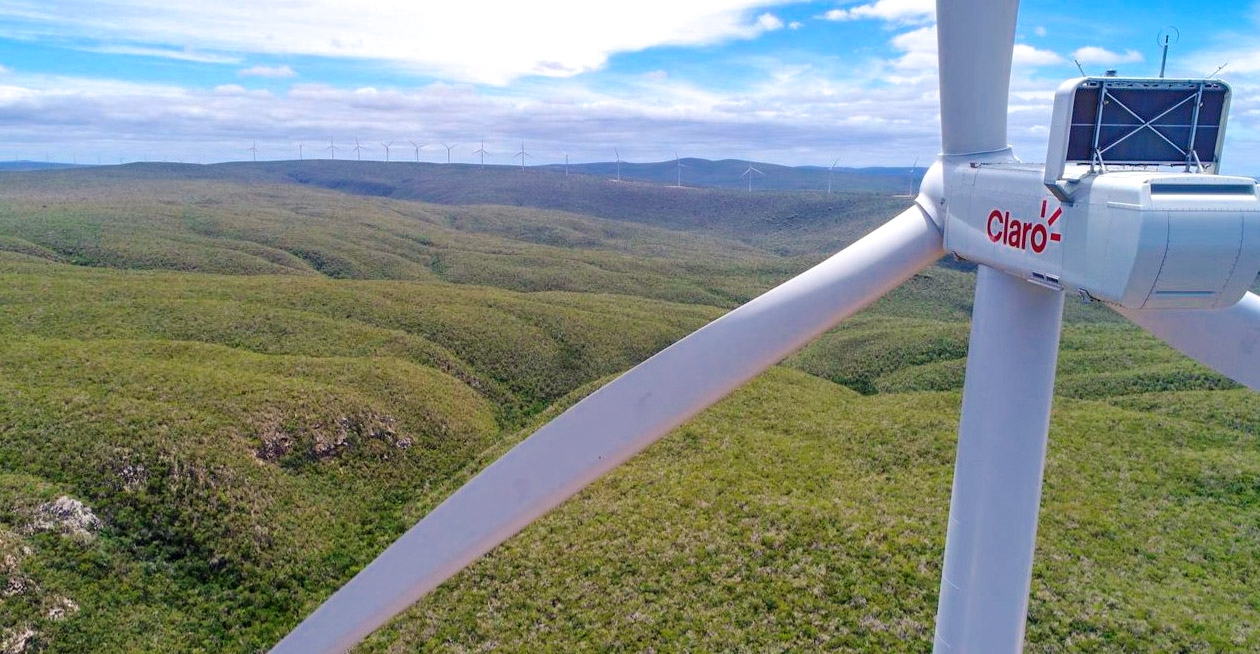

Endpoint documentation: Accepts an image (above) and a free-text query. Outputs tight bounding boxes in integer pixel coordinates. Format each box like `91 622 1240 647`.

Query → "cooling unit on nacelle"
942 76 1260 310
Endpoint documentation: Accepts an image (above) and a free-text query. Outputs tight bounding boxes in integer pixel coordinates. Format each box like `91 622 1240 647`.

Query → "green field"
0 163 1256 653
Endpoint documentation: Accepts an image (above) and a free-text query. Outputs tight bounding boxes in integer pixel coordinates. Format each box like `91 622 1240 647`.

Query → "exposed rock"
2 574 32 598
118 463 148 492
0 627 36 654
46 596 80 621
254 410 410 463
1 530 34 597
27 496 103 542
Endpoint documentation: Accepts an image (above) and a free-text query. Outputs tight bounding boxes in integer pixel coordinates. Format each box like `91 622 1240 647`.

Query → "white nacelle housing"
943 166 1260 309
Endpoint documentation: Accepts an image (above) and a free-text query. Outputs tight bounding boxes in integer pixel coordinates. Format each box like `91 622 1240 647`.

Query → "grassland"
0 163 1256 653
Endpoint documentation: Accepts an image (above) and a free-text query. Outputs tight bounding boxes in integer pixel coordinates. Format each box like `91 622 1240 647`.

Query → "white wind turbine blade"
937 0 1020 155
1116 291 1260 390
268 205 946 654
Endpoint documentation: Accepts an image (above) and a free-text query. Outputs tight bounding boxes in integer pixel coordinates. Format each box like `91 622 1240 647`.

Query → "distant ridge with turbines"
0 155 926 194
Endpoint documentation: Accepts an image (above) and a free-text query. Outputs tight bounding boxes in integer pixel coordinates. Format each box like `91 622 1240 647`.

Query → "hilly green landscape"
0 161 1256 653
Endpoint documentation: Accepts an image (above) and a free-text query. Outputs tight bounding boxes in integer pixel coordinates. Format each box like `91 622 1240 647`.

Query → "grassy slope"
0 161 909 256
362 371 1260 653
0 168 1256 652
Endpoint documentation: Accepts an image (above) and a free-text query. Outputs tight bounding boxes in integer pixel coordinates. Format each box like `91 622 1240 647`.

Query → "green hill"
0 166 1256 653
0 161 909 257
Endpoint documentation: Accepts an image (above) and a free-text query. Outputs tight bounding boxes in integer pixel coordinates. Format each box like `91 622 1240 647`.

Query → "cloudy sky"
2 0 1259 171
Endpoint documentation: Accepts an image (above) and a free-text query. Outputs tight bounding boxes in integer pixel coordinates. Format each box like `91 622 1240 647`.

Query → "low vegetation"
0 163 1255 652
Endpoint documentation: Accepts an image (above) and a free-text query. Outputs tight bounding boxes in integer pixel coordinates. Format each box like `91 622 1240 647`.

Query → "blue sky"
1 0 1258 171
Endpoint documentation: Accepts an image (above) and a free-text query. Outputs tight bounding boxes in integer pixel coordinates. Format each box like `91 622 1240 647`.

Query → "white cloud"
1034 26 1047 37
788 21 802 30
0 1 799 85
0 64 10 74
887 25 937 78
1071 46 1144 66
239 65 296 78
823 0 935 24
1012 44 1064 67
78 45 241 64
757 13 784 31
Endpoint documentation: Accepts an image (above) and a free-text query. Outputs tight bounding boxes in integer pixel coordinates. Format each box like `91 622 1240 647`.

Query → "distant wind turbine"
441 143 457 164
513 140 530 171
409 141 424 163
828 158 839 194
614 148 622 182
564 152 569 177
472 141 490 168
381 142 393 162
673 152 687 188
248 141 258 162
741 165 764 193
327 138 337 160
298 144 304 161
351 138 363 161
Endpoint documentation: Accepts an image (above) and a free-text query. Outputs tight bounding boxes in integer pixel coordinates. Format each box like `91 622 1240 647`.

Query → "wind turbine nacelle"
943 166 1260 309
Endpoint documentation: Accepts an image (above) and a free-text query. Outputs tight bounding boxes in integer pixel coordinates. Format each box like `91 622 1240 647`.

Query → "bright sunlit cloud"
1 0 799 85
0 1 1258 172
239 65 296 79
1071 46 1144 67
822 0 935 24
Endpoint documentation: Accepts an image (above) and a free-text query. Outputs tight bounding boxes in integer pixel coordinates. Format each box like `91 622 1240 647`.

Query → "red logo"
988 200 1062 253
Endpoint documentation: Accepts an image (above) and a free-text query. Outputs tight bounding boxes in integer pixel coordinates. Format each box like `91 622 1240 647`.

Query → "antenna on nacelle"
1157 26 1179 78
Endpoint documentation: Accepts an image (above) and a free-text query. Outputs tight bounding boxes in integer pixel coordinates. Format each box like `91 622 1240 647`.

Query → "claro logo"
988 200 1062 253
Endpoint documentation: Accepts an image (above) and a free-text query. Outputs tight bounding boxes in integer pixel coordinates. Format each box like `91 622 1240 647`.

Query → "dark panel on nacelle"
1063 79 1228 167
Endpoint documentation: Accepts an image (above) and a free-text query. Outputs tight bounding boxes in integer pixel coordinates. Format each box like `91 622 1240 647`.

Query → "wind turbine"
326 138 337 160
741 164 764 192
514 140 530 171
409 141 424 163
827 157 839 194
672 151 687 188
269 2 1260 653
298 144 304 161
564 152 569 176
472 141 490 168
351 138 363 161
248 141 258 162
441 142 457 164
614 147 622 182
380 141 392 162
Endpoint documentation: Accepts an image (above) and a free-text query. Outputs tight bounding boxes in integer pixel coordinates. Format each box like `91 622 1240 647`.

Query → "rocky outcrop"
27 496 103 542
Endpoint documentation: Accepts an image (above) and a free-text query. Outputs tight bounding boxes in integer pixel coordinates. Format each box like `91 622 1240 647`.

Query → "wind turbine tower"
472 141 490 168
381 142 393 162
326 138 337 160
351 138 363 161
441 143 456 164
741 164 764 192
513 140 530 171
614 148 622 182
299 144 304 161
409 141 424 163
828 158 839 194
673 152 687 188
248 141 258 162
